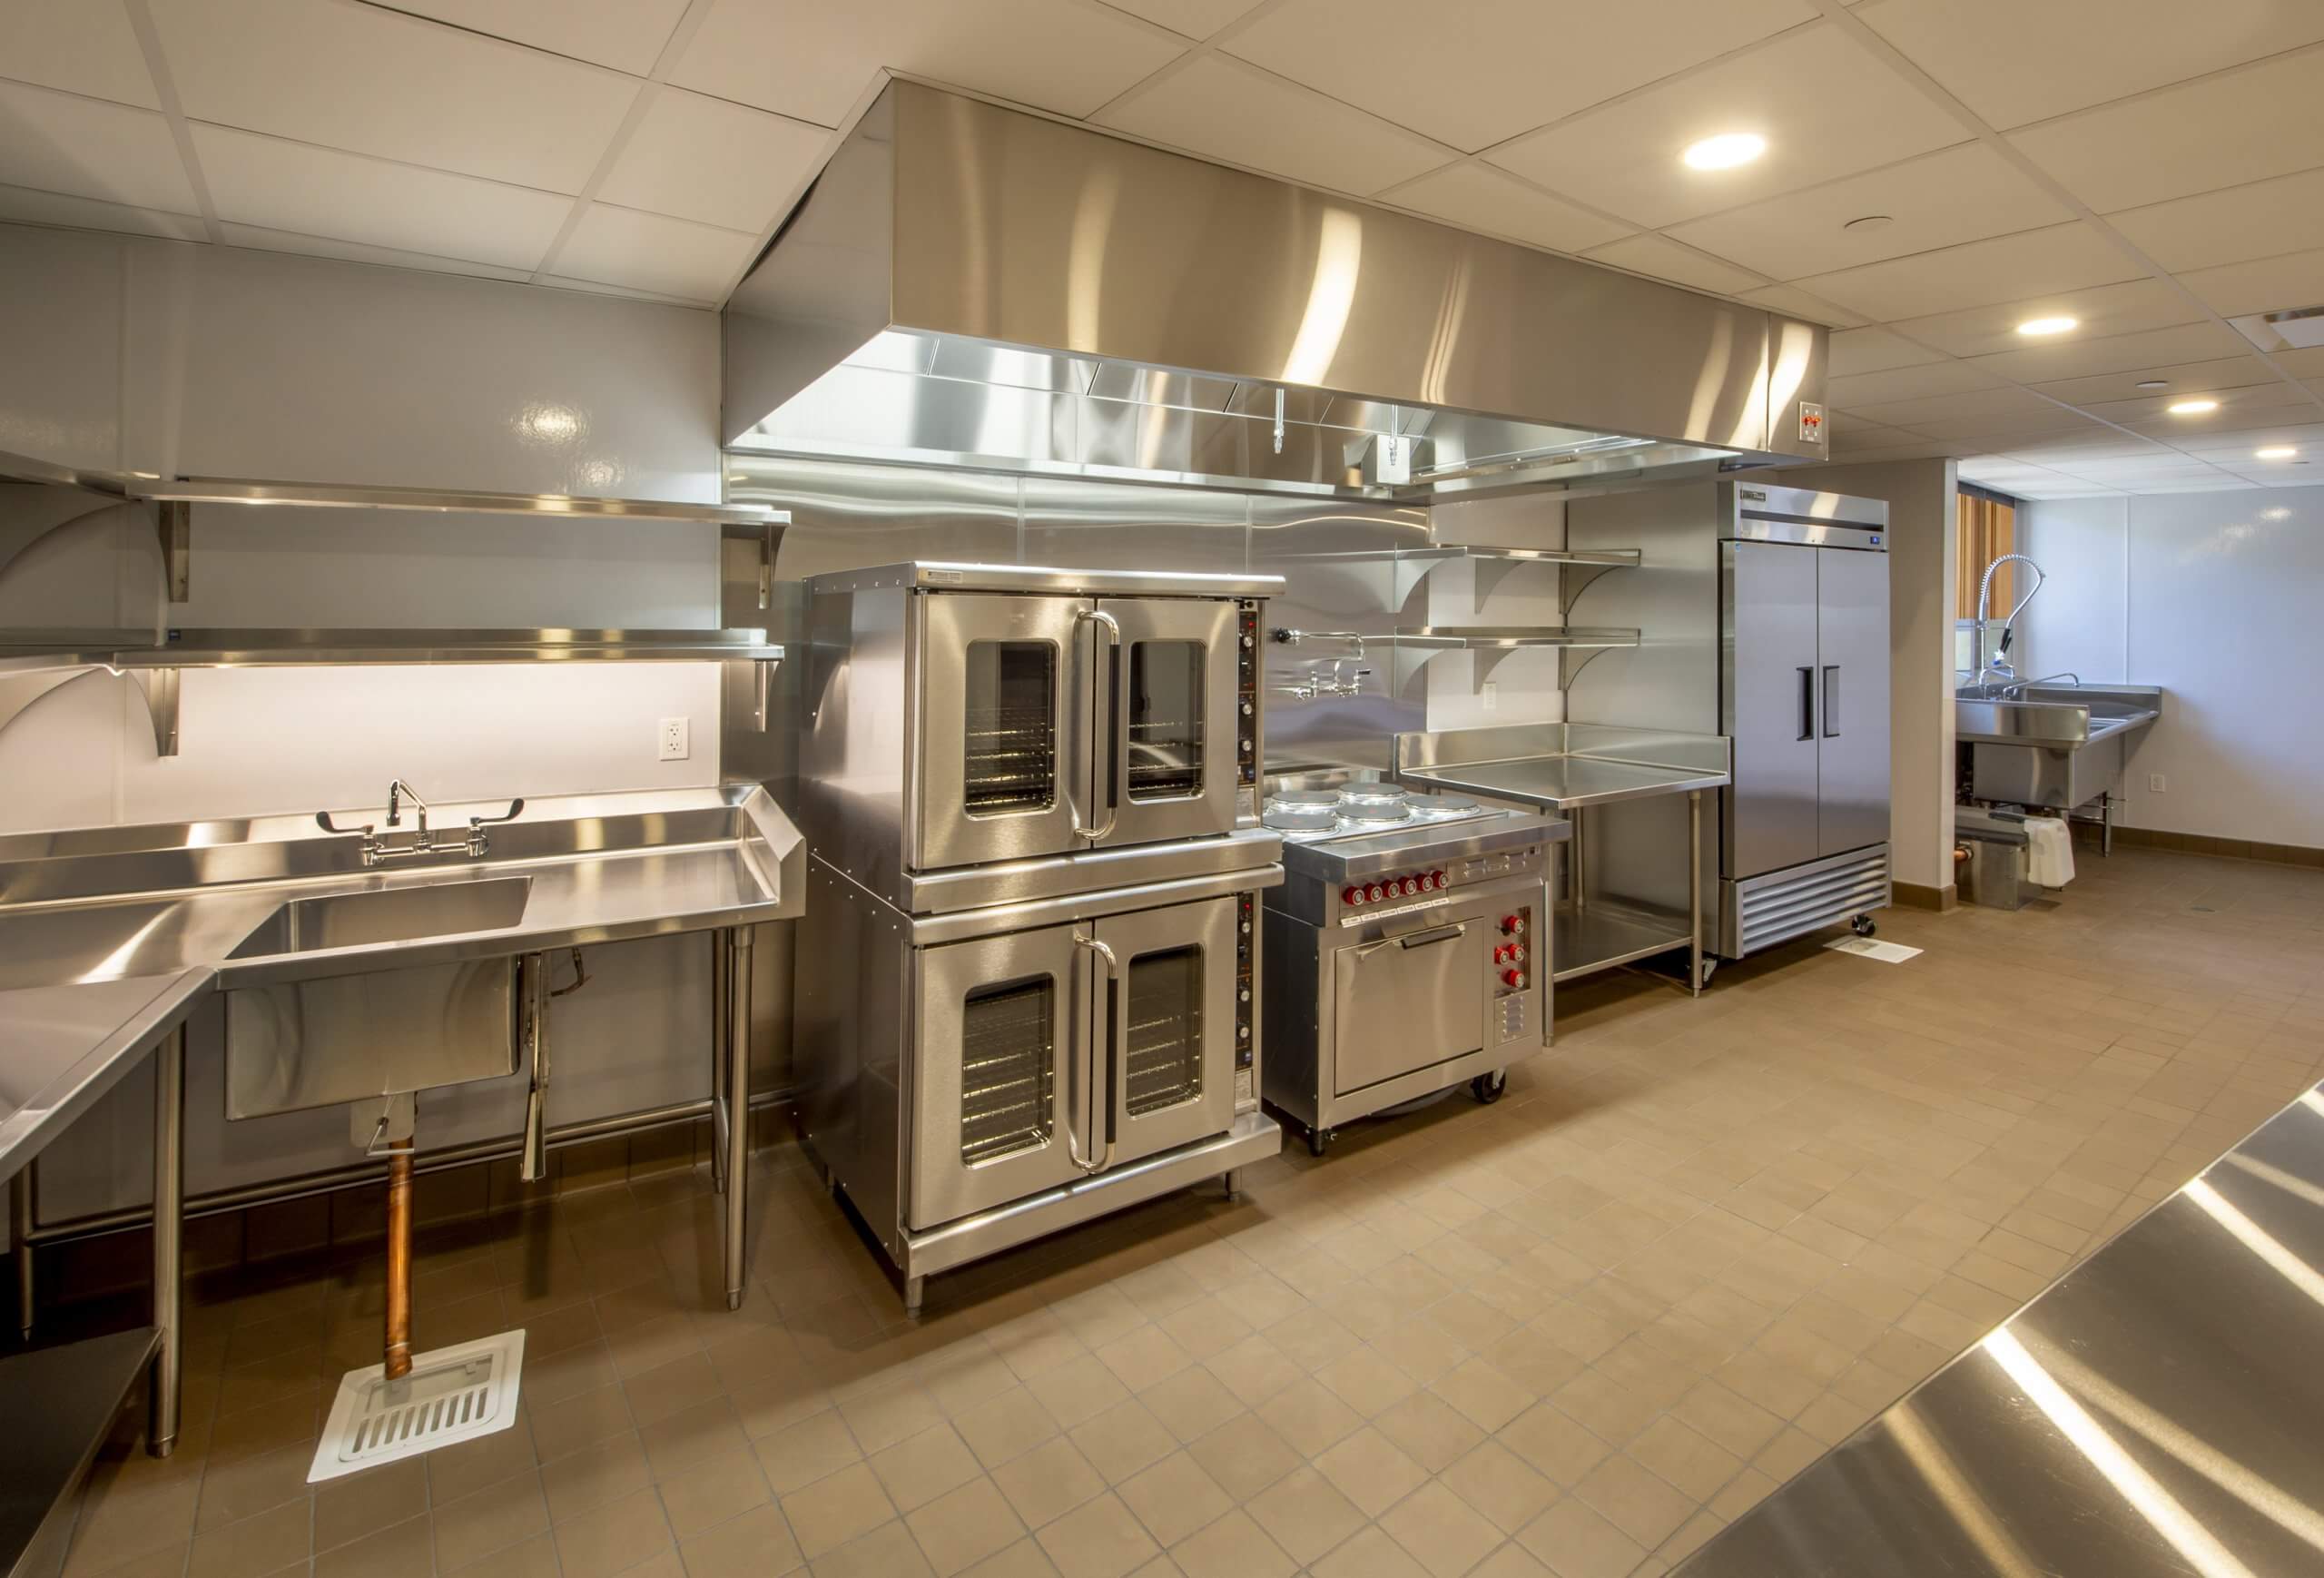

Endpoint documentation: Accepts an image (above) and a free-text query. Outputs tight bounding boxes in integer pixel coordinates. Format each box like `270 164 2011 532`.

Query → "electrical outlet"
2148 773 2165 793
1481 680 1499 713
658 717 690 762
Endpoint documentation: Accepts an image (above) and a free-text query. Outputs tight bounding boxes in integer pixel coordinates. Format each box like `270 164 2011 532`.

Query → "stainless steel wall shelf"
129 478 782 526
1388 626 1640 689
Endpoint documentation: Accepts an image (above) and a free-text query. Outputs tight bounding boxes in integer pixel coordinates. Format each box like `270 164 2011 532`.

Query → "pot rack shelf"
1388 626 1640 690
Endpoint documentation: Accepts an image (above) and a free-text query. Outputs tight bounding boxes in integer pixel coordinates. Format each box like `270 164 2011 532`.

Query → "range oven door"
914 592 1094 871
1088 597 1243 850
1081 895 1239 1166
909 922 1085 1229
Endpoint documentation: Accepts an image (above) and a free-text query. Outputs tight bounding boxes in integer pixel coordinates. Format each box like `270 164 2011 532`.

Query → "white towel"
2024 814 2075 889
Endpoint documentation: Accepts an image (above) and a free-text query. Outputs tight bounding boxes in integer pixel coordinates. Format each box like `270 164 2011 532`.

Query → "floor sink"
229 875 533 958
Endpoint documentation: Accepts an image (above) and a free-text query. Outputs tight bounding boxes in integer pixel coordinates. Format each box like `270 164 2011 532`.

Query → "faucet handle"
464 798 525 857
316 811 374 837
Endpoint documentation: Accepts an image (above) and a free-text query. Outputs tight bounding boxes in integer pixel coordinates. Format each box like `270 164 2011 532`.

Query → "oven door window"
960 975 1056 1166
1124 945 1203 1116
1125 641 1204 803
963 641 1059 817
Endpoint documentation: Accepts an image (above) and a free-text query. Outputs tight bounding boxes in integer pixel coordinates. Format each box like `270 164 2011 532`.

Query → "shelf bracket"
0 663 97 744
1470 556 1530 614
1560 561 1623 617
1561 644 1616 691
126 666 181 756
157 502 190 604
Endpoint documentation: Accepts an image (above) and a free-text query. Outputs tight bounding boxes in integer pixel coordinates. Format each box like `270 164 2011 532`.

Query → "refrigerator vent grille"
1734 847 1890 955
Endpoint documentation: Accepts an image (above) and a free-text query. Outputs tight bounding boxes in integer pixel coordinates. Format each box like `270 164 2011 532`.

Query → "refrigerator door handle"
1823 665 1840 737
1797 666 1817 741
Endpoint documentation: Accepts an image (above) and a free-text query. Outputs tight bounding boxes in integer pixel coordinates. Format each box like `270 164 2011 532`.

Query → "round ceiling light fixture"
1842 214 1894 232
2166 398 2220 415
1682 133 1768 171
2255 445 2299 459
2015 316 2078 337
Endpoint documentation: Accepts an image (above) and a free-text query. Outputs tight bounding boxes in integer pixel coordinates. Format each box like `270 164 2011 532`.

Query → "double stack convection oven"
793 564 1285 1314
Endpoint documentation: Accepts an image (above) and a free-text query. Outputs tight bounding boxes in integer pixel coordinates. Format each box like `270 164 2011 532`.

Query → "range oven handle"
1070 933 1118 1174
1395 924 1465 950
1073 609 1121 842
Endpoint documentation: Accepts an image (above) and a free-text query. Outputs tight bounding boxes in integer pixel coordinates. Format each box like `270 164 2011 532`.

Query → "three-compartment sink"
227 875 533 959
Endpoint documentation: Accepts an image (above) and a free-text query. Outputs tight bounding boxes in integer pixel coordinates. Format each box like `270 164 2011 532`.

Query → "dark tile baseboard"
1894 880 1957 912
2110 826 2324 868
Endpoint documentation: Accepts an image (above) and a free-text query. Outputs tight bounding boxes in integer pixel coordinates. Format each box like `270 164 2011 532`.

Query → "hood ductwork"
724 81 1829 501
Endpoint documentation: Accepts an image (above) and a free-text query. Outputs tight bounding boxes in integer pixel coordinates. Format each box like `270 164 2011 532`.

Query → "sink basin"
1955 685 2160 810
229 876 532 958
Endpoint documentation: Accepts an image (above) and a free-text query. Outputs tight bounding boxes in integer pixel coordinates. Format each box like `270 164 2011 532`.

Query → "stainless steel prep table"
1679 1076 2324 1578
0 785 803 1472
1395 725 1732 995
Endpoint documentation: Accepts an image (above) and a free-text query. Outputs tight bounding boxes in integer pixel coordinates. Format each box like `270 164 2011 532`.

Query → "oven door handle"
1070 934 1118 1174
1394 924 1466 950
1072 609 1121 843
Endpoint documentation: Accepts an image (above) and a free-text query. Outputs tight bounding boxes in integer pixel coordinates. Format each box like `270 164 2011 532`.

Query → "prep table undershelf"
1552 899 1698 983
0 1326 162 1577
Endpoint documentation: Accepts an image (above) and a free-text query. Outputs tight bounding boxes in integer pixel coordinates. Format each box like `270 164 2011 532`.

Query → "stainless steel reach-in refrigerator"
1568 480 1892 961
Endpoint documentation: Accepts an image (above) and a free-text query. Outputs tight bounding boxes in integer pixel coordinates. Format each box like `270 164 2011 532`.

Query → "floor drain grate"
308 1330 526 1483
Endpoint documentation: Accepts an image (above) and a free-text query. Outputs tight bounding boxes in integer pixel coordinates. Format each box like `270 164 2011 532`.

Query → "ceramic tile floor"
54 846 2324 1577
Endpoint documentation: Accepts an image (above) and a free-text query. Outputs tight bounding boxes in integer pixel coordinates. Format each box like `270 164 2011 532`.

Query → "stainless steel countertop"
1679 1077 2324 1577
0 785 804 1179
0 968 212 1180
1400 754 1731 810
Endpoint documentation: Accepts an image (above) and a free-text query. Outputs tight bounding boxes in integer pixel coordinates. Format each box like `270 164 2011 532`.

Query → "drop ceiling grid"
0 0 2318 495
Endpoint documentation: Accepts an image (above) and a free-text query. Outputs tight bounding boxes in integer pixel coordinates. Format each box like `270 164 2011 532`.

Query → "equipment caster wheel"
1851 914 1877 938
1471 1070 1508 1104
1307 1128 1334 1158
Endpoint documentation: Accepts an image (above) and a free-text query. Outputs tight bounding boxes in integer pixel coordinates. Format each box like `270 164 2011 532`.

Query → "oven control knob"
1508 945 1526 965
1366 883 1385 902
1501 915 1524 935
1342 885 1361 905
1401 876 1419 895
1429 869 1446 889
1502 968 1522 989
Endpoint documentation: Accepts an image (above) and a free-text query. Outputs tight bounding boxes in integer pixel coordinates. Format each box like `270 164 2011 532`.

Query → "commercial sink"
1955 684 2161 811
227 875 532 959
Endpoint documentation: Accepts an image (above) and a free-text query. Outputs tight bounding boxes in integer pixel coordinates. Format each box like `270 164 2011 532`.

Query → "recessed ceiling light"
1682 133 1767 171
2255 445 2299 459
2016 316 2078 337
2134 380 2168 390
2166 399 2220 415
1842 214 1894 232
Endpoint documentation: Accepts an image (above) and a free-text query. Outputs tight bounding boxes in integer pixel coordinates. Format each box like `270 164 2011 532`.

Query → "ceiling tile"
1790 222 2139 321
2105 167 2324 273
1885 277 2198 359
0 0 161 107
2006 47 2324 214
1900 408 2108 443
2178 249 2324 320
1103 0 1267 41
1843 386 2064 429
0 80 197 212
150 0 638 194
2125 401 2324 441
2280 346 2324 378
552 202 759 303
1827 327 1946 378
1664 144 2071 281
1968 320 2253 382
1581 233 1764 297
537 273 709 307
1223 0 1811 153
0 182 205 241
673 0 1185 126
2028 356 2284 406
385 0 694 74
1826 359 2006 407
1487 25 1968 229
1097 54 1446 197
1857 0 2324 130
1738 282 1866 328
217 222 532 282
192 123 570 271
1382 164 1632 255
596 88 826 233
2080 385 2313 424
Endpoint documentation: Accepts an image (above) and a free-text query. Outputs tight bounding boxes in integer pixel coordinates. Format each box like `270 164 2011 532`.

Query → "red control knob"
1502 969 1523 989
1492 945 1509 964
1509 945 1526 965
1501 914 1524 935
1401 876 1420 896
1366 883 1385 902
1343 885 1362 906
1430 869 1446 889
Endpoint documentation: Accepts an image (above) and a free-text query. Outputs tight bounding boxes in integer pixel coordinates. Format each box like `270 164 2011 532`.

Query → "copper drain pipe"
383 1147 414 1381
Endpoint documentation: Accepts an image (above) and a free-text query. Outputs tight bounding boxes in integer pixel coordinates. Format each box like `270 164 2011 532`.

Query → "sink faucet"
318 780 526 867
1974 553 2045 686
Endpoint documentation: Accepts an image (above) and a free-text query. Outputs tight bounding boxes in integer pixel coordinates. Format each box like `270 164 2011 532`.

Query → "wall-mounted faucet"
1974 554 2045 685
318 780 525 867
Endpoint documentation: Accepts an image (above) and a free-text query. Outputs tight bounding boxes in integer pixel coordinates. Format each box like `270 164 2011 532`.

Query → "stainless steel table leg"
1688 791 1704 998
10 1159 33 1339
710 932 730 1196
723 926 753 1312
149 1025 185 1457
2102 791 2114 857
902 1275 924 1319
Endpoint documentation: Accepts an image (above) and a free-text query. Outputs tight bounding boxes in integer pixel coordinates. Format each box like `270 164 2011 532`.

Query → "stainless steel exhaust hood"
724 81 1829 501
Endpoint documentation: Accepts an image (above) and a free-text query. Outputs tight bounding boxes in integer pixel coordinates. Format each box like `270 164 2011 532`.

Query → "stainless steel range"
1258 776 1569 1156
792 563 1286 1314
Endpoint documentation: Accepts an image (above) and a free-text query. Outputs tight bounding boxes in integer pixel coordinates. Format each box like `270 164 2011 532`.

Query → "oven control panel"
1236 601 1261 788
1493 904 1535 1042
1337 868 1448 909
1234 890 1257 1110
1323 844 1544 927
